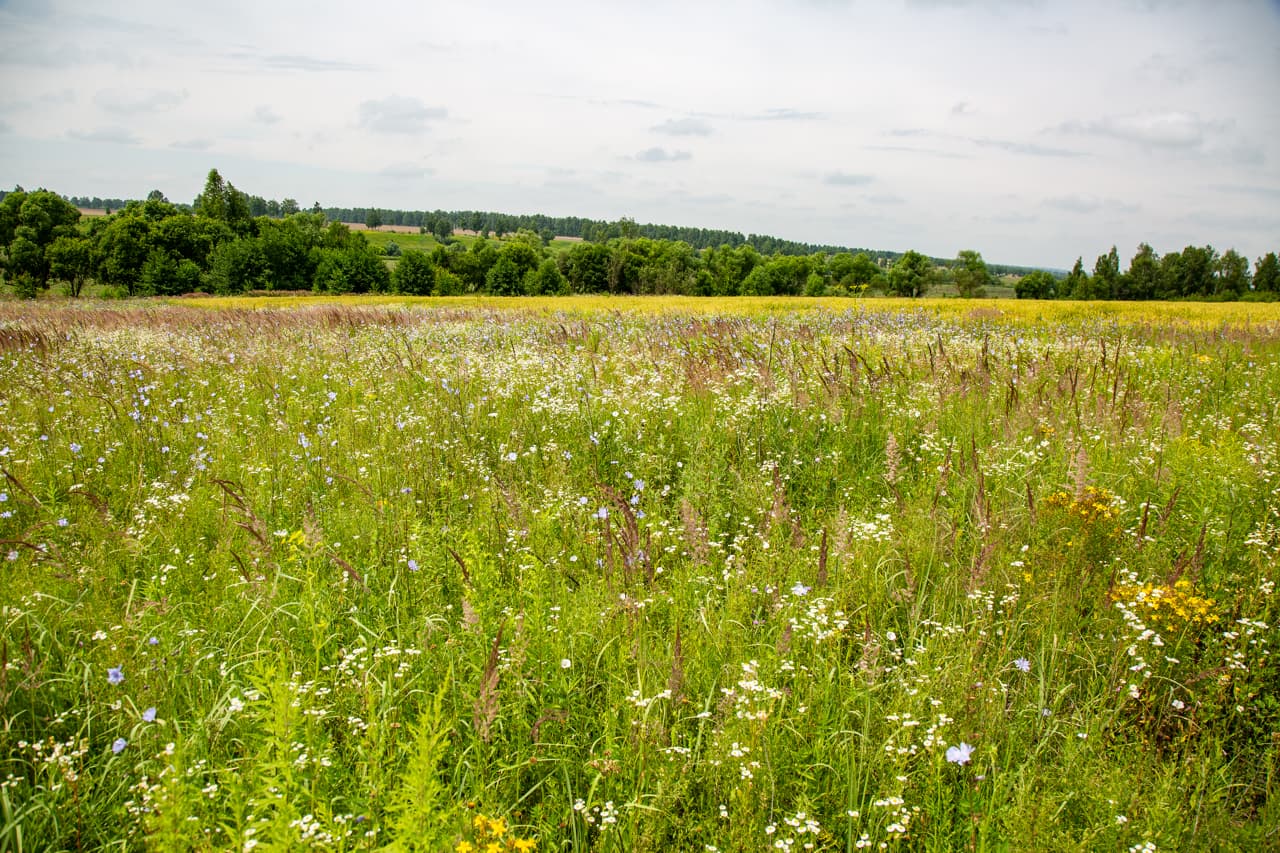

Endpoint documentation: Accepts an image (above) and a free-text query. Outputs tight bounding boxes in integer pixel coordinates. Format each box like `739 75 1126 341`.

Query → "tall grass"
0 298 1276 851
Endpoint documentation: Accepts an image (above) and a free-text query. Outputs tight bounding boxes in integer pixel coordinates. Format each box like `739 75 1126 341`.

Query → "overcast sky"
1 0 1277 268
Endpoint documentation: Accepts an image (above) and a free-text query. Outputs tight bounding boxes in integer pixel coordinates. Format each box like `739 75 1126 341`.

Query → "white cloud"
1058 111 1222 149
825 172 873 186
67 126 140 144
252 105 281 125
358 96 447 135
635 147 691 163
652 117 713 136
94 88 186 114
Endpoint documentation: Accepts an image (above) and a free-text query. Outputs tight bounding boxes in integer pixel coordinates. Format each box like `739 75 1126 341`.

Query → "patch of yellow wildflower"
1111 578 1219 630
1043 486 1119 524
455 814 536 853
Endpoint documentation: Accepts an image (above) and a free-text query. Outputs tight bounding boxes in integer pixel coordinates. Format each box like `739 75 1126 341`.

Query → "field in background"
172 293 1280 328
1 298 1277 851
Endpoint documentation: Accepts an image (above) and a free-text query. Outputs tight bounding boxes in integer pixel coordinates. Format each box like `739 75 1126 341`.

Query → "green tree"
526 258 568 295
258 215 320 291
194 169 228 221
93 211 153 295
1166 245 1216 298
1214 249 1250 298
828 251 879 293
0 190 82 293
392 249 436 295
1254 252 1279 293
204 238 268 294
366 209 383 230
500 240 542 282
1123 243 1160 300
1013 269 1056 299
485 255 524 295
195 168 253 235
886 250 934 297
1061 257 1089 299
6 236 43 297
140 248 201 295
564 242 611 293
1073 246 1120 299
739 264 775 296
704 244 760 296
953 249 992 298
0 188 26 246
47 235 94 297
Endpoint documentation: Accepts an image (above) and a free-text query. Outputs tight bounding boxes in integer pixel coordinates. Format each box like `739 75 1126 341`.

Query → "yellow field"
168 293 1280 327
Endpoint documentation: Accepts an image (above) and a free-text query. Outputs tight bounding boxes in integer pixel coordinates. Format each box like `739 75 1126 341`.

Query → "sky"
1 0 1278 269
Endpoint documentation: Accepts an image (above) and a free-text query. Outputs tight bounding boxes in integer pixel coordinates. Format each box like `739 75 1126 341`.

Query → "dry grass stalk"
816 528 829 589
473 623 505 743
667 626 685 703
1071 445 1090 501
679 499 711 565
327 552 370 592
600 483 651 585
461 599 480 631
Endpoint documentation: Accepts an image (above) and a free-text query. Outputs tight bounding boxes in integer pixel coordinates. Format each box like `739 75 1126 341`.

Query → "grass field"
1 297 1277 851
358 229 583 256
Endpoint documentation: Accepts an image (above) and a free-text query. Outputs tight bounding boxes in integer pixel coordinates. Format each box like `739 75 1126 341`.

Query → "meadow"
0 296 1277 851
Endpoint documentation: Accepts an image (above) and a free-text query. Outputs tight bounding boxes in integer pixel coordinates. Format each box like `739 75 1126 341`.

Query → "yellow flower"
513 839 537 852
486 844 502 853
487 817 507 838
473 815 489 833
456 843 474 853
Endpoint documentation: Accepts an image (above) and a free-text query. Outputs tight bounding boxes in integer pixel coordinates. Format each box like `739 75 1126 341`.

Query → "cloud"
652 117 713 136
0 118 10 134
41 89 75 105
980 211 1039 225
1183 210 1280 232
971 137 1084 157
865 144 972 160
377 163 434 180
1043 194 1139 214
94 88 186 114
867 194 906 205
825 172 873 186
252 105 280 125
358 96 447 134
1214 144 1265 167
1057 111 1224 149
612 98 662 110
906 0 1047 8
635 147 691 162
747 108 824 121
67 126 139 144
170 138 213 150
1137 52 1196 85
223 50 374 73
951 101 975 116
890 126 1083 157
1212 184 1280 200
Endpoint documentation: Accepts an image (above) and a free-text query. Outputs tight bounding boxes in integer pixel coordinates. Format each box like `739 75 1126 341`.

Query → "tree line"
1 169 1276 300
1013 244 1279 301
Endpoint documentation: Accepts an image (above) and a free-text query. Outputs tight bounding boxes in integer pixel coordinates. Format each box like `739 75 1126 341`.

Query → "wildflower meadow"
0 297 1277 851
